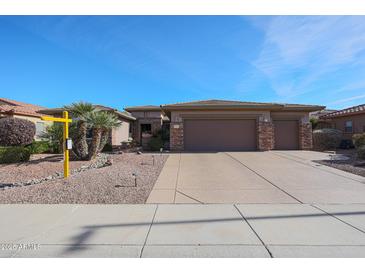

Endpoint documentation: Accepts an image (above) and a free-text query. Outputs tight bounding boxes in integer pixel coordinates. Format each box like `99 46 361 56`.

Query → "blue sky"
0 16 365 110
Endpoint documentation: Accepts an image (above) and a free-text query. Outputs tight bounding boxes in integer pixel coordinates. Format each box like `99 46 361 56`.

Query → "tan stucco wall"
130 111 162 119
170 110 272 122
328 114 365 139
111 121 130 146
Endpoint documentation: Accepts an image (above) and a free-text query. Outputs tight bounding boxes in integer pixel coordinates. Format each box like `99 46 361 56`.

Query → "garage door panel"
184 119 256 151
274 120 299 150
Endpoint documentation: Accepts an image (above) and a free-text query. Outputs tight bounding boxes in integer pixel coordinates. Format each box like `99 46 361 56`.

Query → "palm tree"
87 111 121 160
98 113 121 153
65 102 95 160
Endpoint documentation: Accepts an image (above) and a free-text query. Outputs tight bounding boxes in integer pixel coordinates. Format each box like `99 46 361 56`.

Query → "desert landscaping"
0 152 167 203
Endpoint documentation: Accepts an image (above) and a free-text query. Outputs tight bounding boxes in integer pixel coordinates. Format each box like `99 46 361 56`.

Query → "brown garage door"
184 119 256 151
274 120 299 150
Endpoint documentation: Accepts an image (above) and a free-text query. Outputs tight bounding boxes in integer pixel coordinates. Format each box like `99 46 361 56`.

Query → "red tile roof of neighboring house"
38 105 136 121
0 98 46 118
320 104 365 119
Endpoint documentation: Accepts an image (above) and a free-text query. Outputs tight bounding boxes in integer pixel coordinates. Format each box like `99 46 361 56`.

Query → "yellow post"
63 111 70 178
41 112 72 179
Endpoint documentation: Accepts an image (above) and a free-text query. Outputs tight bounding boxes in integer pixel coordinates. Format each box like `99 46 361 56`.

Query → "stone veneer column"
257 120 274 151
299 122 313 150
170 122 184 151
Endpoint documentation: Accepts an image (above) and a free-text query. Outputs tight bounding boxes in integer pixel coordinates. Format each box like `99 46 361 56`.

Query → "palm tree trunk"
98 129 110 153
88 127 102 160
74 120 89 160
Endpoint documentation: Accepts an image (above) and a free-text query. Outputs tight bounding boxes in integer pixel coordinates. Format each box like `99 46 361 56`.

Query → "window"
345 121 353 133
35 122 45 137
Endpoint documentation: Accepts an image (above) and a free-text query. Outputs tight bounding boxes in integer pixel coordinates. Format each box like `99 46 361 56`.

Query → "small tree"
0 117 35 146
310 117 319 130
65 102 95 160
87 111 121 160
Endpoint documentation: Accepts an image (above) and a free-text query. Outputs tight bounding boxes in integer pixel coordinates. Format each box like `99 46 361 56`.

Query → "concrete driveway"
147 151 365 204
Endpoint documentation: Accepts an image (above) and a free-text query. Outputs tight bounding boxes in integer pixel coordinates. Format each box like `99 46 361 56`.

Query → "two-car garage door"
183 118 300 151
184 119 257 151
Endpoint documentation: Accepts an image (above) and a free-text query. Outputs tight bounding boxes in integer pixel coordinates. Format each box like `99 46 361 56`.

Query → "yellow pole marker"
42 111 72 178
63 111 69 178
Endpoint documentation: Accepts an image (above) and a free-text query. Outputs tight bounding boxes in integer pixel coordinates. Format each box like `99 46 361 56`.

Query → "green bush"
26 141 51 154
102 143 113 152
0 146 31 164
353 133 365 149
148 136 164 151
310 117 318 130
39 123 64 153
313 128 342 151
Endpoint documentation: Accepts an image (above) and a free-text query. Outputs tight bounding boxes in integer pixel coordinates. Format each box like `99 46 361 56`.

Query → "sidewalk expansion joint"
311 204 365 235
173 153 182 203
175 189 204 204
140 204 158 258
233 204 273 258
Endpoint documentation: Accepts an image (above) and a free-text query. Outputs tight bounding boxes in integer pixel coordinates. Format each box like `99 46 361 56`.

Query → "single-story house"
125 99 325 151
319 103 365 140
38 105 136 147
124 105 169 148
0 97 52 140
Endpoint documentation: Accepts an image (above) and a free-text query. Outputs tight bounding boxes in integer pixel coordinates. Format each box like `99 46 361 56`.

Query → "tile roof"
124 105 161 111
0 98 46 118
162 99 280 107
38 105 136 121
320 104 365 119
161 99 324 111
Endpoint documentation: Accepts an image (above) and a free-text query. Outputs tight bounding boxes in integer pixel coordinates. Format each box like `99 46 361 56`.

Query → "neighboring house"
0 97 52 140
310 109 337 129
319 103 365 140
39 105 136 147
124 105 169 148
125 99 325 151
310 109 337 120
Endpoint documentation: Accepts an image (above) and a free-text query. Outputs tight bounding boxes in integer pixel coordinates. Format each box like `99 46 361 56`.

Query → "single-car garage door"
274 120 299 150
184 119 256 151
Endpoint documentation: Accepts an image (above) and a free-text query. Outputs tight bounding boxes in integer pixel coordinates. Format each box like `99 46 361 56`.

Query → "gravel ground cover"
0 154 94 184
315 150 365 177
0 153 168 204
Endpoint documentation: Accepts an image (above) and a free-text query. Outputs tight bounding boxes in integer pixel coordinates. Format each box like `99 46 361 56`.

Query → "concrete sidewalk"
1 204 365 258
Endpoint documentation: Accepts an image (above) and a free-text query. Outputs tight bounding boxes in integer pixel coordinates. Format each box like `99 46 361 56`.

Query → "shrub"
39 123 64 153
313 128 342 150
0 117 36 146
26 141 51 154
353 133 365 149
356 145 365 160
102 143 113 152
0 146 31 164
148 136 164 151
